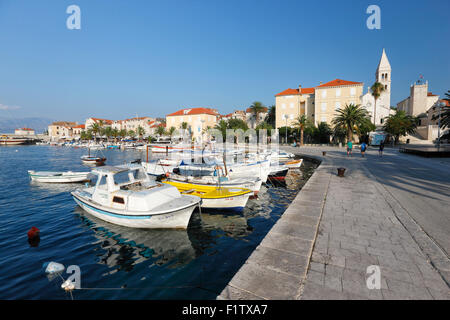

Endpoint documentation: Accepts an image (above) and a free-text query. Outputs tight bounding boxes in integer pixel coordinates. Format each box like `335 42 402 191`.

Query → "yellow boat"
163 180 252 211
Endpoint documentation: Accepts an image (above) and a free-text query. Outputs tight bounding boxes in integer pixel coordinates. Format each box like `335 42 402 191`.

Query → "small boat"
163 180 252 211
28 170 90 183
283 159 303 169
81 148 106 166
268 165 289 180
71 164 201 229
168 171 262 195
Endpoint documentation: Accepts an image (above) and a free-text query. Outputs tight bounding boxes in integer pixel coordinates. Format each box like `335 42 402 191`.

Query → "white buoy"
43 261 65 274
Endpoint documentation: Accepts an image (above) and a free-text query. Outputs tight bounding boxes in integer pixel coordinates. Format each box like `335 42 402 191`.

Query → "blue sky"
0 0 449 123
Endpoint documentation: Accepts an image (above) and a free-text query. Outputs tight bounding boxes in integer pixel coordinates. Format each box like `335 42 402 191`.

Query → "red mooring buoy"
27 227 40 239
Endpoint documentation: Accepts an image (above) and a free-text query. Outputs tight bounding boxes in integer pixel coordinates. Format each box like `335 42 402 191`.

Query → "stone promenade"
218 146 449 300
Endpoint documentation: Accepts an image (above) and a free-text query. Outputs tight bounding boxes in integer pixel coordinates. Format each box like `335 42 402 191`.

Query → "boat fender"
61 279 75 292
43 261 65 274
27 226 40 239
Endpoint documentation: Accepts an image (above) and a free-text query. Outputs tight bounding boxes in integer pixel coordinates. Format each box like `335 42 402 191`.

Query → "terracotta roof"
427 92 438 96
275 87 315 96
440 99 450 107
275 88 300 96
17 128 34 131
91 118 113 125
316 79 362 88
167 107 218 117
246 107 268 113
73 124 85 129
51 121 78 126
151 123 165 128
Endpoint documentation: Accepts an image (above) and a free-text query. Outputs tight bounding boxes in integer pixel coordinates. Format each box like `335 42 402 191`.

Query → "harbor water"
0 145 317 299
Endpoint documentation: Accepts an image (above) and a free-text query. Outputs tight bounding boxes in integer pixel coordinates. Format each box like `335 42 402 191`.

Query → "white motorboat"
28 170 90 183
283 159 303 169
71 164 201 229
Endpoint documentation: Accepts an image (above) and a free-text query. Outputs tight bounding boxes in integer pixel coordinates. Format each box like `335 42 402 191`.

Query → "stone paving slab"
218 146 449 300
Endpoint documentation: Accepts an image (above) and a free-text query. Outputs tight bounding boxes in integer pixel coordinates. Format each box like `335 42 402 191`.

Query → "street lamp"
283 114 288 144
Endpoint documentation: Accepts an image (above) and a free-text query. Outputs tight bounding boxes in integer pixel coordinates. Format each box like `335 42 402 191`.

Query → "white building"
15 128 35 135
361 48 392 125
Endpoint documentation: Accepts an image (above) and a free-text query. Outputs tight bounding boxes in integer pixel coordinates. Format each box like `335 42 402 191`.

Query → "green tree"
332 125 347 144
292 115 310 146
214 120 228 141
90 123 101 141
332 103 371 142
168 126 177 139
119 129 127 140
356 117 376 143
103 126 112 142
248 101 266 127
371 82 386 124
432 90 450 130
316 122 332 144
181 122 189 130
111 128 119 143
136 126 145 140
128 130 135 138
383 110 419 144
264 105 276 128
156 126 166 137
227 118 248 131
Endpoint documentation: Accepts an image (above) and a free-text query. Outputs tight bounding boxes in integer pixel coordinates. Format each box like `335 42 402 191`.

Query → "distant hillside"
0 117 55 134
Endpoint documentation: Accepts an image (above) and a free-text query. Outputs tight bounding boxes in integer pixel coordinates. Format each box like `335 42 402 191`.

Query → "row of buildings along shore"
46 49 448 142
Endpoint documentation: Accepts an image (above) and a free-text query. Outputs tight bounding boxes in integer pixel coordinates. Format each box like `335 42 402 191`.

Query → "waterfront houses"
396 79 444 141
14 128 35 135
48 121 78 140
275 49 392 128
166 107 219 139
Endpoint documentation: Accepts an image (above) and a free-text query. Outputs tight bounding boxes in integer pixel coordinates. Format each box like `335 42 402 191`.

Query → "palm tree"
383 110 419 144
103 126 112 142
136 126 145 140
181 122 188 130
128 130 135 138
214 120 228 141
432 90 450 130
264 105 276 128
168 126 176 138
90 123 100 141
248 101 266 127
156 126 166 137
292 115 309 146
332 103 371 142
111 128 119 143
119 129 127 140
370 82 385 125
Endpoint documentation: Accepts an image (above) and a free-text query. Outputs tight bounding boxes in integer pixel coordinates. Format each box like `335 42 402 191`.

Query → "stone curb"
217 153 330 300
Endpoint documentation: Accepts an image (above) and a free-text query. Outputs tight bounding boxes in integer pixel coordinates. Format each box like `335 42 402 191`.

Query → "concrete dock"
218 146 450 300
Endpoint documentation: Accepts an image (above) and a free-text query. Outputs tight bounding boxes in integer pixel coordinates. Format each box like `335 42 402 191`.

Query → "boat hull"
72 194 198 229
28 171 90 183
200 193 250 211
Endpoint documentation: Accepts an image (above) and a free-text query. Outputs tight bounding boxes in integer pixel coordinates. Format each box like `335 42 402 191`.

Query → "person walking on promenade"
360 141 367 157
347 140 353 157
379 140 385 157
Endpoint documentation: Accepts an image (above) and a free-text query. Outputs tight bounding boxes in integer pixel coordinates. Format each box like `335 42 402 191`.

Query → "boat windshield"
113 168 147 186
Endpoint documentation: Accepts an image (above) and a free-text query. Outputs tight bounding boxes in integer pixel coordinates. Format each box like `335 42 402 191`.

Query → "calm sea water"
0 145 317 300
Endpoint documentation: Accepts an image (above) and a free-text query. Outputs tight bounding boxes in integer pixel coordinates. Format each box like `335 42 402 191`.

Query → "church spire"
376 48 391 73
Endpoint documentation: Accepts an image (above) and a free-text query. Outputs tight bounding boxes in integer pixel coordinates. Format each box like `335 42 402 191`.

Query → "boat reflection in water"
73 206 253 273
74 207 196 270
30 180 84 194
